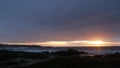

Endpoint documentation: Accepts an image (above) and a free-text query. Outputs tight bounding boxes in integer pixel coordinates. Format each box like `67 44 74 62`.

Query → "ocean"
0 45 120 54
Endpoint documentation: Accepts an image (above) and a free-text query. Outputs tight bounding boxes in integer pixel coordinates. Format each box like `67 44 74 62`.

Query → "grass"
0 50 120 68
25 57 120 68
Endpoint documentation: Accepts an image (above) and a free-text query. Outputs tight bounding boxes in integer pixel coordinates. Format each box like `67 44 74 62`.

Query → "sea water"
0 46 120 54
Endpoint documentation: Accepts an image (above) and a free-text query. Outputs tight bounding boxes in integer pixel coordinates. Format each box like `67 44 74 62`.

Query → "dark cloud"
0 0 120 42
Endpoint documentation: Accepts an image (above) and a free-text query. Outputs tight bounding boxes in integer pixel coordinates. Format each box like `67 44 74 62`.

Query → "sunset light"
6 40 110 47
1 0 120 67
88 41 105 47
83 41 105 45
29 40 109 47
69 40 106 47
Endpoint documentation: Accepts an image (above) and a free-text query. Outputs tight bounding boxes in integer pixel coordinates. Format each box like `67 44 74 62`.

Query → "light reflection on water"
0 46 120 54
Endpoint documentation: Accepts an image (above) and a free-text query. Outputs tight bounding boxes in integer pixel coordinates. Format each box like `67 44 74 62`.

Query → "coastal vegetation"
0 49 120 68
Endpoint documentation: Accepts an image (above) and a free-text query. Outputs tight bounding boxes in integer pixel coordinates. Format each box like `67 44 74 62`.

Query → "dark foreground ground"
0 49 120 68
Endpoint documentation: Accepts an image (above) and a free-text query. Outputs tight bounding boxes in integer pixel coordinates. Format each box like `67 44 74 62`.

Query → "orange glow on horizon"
68 40 108 47
5 40 120 47
34 40 109 47
82 40 105 47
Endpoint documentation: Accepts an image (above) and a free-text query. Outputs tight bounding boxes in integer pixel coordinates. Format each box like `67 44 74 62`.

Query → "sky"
0 0 120 46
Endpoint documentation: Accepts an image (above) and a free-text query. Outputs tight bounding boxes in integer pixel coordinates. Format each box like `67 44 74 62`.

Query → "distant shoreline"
0 44 120 55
